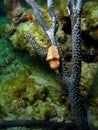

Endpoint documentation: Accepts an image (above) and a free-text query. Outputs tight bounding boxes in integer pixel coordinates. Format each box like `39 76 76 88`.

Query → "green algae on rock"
0 62 70 121
0 37 70 122
80 62 98 129
82 1 98 41
80 62 98 97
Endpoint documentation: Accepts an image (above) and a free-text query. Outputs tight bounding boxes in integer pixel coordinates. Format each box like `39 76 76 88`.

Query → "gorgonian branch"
67 1 90 130
25 0 49 32
24 33 47 58
67 0 84 86
47 0 58 34
24 1 90 129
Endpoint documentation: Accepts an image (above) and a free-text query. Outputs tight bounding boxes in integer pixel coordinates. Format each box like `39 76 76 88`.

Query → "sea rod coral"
24 0 90 130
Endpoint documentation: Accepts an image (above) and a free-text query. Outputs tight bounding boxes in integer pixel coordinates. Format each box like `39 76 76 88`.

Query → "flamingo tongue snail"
46 45 60 70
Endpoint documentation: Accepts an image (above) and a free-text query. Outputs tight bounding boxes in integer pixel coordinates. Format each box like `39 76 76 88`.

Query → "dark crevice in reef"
82 31 98 48
81 31 98 63
61 16 71 35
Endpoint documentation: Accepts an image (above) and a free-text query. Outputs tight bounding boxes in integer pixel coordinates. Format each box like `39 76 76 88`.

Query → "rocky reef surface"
0 36 73 124
0 0 98 129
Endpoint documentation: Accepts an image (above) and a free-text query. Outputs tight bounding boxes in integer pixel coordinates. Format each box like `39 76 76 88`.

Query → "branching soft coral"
24 0 90 130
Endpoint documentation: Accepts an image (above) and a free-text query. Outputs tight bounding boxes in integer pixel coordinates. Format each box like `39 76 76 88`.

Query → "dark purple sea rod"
24 0 90 130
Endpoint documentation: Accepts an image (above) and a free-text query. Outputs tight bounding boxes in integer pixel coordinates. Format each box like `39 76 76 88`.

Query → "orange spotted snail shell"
46 45 60 69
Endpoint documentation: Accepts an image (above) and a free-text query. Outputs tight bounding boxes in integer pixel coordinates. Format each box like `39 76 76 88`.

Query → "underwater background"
0 0 98 129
